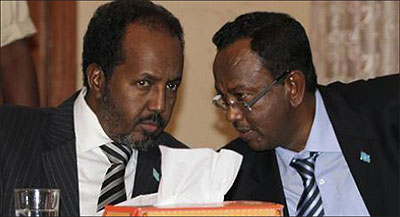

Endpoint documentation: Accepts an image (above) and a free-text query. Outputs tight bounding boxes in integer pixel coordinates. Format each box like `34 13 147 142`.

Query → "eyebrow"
227 84 248 94
214 84 224 95
141 72 158 81
169 76 182 83
141 72 181 83
214 84 247 95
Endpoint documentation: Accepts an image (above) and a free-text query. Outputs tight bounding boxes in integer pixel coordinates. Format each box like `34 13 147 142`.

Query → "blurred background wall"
24 1 398 150
310 1 399 84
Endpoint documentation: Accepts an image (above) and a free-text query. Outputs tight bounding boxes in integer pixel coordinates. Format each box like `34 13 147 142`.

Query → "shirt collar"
276 90 341 165
73 88 113 154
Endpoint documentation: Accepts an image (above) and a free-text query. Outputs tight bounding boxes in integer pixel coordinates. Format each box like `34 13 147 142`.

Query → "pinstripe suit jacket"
0 93 187 216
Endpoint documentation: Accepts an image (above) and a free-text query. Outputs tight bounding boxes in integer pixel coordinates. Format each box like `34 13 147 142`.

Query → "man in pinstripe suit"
0 0 188 216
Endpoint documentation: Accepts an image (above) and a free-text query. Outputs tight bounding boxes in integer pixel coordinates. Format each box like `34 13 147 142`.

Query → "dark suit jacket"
223 74 399 216
0 93 187 216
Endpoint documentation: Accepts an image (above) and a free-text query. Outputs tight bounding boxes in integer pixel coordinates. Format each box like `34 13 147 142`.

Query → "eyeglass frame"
213 70 291 112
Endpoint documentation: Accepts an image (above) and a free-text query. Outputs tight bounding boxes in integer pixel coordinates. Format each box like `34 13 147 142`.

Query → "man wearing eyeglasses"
212 12 398 216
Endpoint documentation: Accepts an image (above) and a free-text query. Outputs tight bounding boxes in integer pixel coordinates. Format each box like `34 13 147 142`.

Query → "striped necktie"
97 142 133 212
290 152 324 216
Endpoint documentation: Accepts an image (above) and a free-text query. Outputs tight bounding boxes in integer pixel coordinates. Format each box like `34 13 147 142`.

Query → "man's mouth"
235 126 254 141
136 113 165 134
139 121 160 133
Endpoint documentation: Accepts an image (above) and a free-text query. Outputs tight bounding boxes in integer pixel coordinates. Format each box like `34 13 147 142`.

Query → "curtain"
310 1 399 84
28 1 77 107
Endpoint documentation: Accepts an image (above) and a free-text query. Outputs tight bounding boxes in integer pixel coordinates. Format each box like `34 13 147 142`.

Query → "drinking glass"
14 188 60 217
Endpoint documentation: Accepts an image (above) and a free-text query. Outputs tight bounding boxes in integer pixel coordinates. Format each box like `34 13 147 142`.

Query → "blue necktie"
290 152 324 216
97 142 132 211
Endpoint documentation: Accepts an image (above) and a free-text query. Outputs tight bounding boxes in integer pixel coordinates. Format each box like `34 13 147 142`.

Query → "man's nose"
226 105 244 123
148 88 166 113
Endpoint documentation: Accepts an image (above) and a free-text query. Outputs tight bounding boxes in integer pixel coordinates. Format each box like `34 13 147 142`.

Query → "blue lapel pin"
152 168 160 182
360 151 371 163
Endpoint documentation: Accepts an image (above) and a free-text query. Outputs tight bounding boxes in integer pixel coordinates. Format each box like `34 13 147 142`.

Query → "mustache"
232 122 251 131
137 113 166 128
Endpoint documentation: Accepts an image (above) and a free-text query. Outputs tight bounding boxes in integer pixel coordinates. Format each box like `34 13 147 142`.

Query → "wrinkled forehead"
120 23 183 77
213 38 271 92
123 23 183 58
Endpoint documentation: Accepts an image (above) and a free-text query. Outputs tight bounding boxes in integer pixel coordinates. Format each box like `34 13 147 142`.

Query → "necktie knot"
101 142 133 165
290 152 320 181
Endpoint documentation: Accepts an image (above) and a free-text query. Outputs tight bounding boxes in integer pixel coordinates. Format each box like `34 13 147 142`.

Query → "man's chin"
120 130 163 151
143 128 162 138
246 139 275 152
112 127 165 151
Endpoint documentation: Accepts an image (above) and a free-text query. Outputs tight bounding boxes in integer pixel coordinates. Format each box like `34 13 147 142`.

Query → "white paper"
118 193 157 207
118 145 243 207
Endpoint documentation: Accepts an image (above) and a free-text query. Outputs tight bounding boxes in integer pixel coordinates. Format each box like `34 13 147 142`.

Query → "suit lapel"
42 93 80 216
319 86 384 215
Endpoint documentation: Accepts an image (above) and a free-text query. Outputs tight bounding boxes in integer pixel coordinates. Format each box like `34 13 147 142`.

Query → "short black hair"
213 12 317 92
82 0 184 88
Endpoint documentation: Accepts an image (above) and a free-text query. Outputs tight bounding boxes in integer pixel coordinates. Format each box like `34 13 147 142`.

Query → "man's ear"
86 63 106 99
285 70 306 107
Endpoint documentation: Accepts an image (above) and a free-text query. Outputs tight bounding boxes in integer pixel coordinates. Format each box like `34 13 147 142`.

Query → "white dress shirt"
73 88 138 216
275 90 369 216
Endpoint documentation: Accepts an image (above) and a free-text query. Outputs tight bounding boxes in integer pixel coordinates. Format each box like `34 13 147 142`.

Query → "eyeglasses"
213 70 290 112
